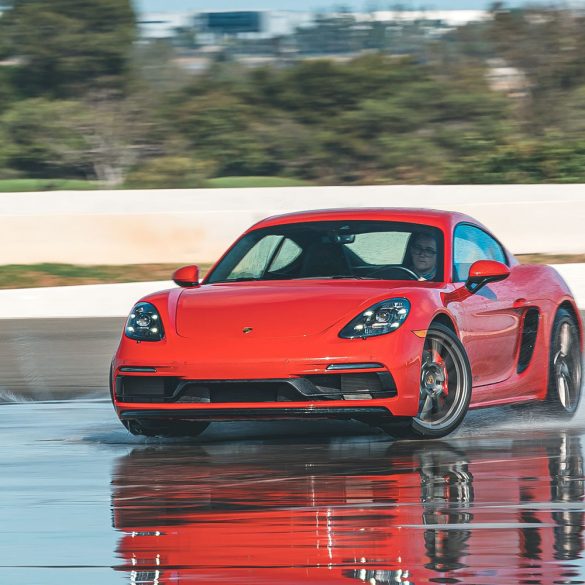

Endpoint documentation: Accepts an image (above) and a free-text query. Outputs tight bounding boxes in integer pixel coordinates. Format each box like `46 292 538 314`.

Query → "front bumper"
112 326 425 420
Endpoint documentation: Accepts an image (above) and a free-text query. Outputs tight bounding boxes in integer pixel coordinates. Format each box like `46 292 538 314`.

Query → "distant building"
369 10 488 26
137 12 193 40
195 11 313 43
136 9 491 69
138 10 313 41
137 10 487 42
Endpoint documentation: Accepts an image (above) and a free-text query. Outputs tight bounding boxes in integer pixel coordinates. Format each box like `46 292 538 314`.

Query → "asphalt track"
2 315 585 584
0 317 125 400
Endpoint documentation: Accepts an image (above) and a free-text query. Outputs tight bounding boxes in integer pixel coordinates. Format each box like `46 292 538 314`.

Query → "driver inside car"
406 232 438 280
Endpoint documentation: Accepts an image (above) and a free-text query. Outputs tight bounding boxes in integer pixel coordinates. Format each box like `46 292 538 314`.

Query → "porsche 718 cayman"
110 208 583 439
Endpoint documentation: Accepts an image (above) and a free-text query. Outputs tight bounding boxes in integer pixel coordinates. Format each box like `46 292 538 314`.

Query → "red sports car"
110 208 583 439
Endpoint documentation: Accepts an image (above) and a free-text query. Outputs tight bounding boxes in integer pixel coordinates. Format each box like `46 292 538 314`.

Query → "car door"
453 224 521 389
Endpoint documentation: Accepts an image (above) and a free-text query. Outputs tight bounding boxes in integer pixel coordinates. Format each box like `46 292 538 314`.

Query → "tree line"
0 0 584 188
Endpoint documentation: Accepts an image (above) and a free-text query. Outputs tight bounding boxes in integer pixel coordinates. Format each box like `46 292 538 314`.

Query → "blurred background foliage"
0 0 584 188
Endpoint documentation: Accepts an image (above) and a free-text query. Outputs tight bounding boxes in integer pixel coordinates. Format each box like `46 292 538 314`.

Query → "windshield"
206 220 443 283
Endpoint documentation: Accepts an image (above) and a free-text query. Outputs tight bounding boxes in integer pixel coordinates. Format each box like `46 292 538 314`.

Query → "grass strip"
0 256 581 290
207 176 314 188
0 179 100 192
0 263 212 289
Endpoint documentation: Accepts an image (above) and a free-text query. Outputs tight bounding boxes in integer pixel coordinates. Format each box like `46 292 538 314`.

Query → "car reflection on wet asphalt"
112 429 585 584
2 399 585 585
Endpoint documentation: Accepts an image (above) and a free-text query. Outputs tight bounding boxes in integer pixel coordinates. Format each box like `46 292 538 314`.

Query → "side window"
453 224 507 282
268 238 302 272
227 235 283 280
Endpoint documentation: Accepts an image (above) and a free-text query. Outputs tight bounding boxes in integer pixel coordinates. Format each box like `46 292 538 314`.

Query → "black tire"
381 323 472 439
545 307 582 418
123 419 210 438
109 363 115 403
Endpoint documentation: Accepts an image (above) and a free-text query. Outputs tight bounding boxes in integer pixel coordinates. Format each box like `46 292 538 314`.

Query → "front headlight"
339 298 410 339
125 302 164 341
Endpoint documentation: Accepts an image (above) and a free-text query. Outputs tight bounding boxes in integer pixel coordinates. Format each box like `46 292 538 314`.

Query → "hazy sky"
134 0 497 13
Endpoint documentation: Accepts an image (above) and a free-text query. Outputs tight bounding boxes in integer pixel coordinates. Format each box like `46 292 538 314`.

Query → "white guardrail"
0 264 582 319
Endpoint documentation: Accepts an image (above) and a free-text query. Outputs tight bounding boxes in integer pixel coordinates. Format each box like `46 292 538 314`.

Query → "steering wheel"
364 264 419 280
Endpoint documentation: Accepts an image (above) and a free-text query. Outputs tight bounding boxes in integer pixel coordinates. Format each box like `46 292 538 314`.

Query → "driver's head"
410 232 438 279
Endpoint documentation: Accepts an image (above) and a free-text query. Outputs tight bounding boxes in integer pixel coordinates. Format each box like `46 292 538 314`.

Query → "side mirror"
173 265 200 288
465 260 510 293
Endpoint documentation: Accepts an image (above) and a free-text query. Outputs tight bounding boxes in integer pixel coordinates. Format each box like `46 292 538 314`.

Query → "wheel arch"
557 299 583 347
429 312 458 337
386 312 472 439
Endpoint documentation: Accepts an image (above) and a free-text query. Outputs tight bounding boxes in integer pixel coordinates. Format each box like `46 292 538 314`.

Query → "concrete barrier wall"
1 184 584 264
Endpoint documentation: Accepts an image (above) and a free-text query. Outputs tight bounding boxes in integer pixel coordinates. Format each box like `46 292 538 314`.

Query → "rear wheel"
123 419 210 438
381 324 472 439
545 308 582 417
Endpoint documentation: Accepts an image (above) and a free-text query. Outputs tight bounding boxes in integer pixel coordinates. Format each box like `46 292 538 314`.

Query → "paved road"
0 317 124 400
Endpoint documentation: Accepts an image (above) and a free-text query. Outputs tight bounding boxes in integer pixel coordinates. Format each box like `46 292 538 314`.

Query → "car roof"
249 207 479 233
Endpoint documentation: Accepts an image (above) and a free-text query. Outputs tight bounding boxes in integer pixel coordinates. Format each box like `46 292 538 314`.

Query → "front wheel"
545 308 582 417
123 419 210 438
381 324 472 439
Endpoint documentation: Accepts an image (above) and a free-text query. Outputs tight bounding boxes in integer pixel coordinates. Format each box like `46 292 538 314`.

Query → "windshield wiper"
290 275 367 280
222 275 377 282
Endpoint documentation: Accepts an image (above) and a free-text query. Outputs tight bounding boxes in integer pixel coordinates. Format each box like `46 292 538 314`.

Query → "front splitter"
119 406 393 421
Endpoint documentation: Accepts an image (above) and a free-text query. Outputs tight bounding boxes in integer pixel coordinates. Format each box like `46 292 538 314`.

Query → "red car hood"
175 280 419 340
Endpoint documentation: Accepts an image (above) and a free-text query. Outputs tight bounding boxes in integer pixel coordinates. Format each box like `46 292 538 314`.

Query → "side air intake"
517 308 539 374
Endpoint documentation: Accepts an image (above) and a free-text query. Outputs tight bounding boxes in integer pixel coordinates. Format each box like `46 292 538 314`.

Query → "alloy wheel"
552 318 582 414
415 329 469 431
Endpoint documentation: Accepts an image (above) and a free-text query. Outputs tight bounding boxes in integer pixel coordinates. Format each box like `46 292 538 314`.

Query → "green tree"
486 4 585 131
174 93 272 176
125 156 205 189
1 96 159 185
0 0 136 97
0 98 86 177
442 136 585 183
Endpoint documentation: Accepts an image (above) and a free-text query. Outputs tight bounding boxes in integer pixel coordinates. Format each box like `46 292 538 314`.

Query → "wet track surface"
1 317 585 584
0 318 124 399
